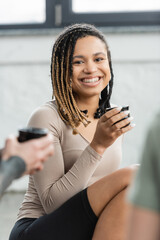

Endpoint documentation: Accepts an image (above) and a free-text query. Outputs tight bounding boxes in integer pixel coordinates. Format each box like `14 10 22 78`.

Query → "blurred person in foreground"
0 134 54 198
127 112 160 240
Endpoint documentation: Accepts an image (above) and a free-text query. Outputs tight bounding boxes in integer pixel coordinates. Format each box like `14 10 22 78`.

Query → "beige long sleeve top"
17 100 122 220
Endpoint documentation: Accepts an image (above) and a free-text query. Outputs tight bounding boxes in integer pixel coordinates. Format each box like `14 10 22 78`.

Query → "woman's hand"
90 107 135 155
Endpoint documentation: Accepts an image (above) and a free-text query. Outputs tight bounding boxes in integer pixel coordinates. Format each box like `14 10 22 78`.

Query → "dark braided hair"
50 23 114 134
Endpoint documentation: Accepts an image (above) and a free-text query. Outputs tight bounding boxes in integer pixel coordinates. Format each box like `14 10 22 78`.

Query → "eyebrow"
73 52 106 59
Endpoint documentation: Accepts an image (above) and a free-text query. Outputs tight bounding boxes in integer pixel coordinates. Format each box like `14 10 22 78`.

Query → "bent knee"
120 164 139 187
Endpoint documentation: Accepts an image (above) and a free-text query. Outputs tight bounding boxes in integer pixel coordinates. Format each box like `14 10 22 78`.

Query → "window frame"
0 0 160 30
61 0 160 27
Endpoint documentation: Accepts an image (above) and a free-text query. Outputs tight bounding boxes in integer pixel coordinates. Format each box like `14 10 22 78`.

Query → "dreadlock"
50 23 114 134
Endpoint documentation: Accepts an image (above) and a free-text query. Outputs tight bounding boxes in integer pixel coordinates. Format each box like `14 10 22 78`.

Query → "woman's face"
72 36 111 99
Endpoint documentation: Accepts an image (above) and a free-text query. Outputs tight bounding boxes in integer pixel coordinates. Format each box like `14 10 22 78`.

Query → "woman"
10 23 136 240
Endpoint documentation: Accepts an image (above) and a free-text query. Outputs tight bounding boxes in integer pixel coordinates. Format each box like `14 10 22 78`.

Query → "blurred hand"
2 134 54 174
90 107 135 155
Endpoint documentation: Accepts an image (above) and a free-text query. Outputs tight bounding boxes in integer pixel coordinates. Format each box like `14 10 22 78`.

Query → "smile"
81 77 101 83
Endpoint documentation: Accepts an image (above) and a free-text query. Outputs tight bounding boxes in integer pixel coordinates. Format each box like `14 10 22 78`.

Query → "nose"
83 60 97 74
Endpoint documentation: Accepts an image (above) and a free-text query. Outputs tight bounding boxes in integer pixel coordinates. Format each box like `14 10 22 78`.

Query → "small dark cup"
18 127 48 142
105 105 130 128
121 105 129 112
116 105 130 127
105 105 129 113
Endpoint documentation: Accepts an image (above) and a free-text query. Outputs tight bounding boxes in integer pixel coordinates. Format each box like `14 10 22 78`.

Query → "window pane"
72 0 160 13
0 0 46 25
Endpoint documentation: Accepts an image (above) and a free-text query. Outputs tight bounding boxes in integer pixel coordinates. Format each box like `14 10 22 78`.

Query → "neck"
75 95 99 119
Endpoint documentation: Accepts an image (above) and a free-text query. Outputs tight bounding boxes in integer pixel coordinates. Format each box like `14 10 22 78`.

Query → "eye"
73 60 84 65
95 57 105 62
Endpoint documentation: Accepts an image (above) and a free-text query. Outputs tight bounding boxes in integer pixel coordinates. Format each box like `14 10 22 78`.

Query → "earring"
107 84 110 93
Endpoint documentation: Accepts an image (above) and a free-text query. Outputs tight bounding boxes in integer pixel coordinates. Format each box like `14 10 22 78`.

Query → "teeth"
82 77 99 83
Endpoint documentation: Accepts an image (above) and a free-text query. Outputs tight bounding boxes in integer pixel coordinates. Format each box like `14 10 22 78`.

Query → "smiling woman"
72 36 111 101
50 24 116 134
9 23 136 240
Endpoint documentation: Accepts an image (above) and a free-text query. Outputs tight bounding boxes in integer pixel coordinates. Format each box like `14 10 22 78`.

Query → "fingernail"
123 110 130 115
130 123 136 127
116 107 122 111
128 116 133 121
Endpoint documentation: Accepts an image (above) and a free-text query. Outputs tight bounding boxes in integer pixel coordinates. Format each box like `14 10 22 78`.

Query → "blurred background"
0 0 160 239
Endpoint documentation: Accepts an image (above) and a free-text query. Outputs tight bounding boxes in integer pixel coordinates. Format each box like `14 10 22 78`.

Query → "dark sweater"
0 156 26 198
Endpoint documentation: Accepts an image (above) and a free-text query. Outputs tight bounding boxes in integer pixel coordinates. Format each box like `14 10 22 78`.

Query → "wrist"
90 141 106 156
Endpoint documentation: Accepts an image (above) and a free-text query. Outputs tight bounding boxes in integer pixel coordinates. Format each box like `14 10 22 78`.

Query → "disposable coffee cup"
18 127 48 142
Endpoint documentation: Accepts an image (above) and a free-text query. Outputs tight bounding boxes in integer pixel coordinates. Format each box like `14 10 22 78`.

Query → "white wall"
0 29 160 190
